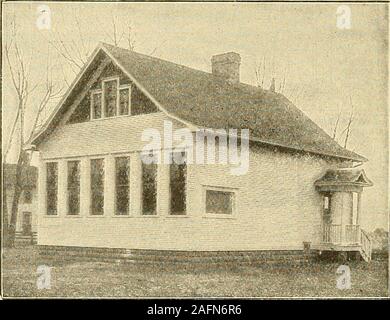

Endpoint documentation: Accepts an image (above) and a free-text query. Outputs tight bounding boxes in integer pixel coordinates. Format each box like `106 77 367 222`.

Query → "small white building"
28 43 373 263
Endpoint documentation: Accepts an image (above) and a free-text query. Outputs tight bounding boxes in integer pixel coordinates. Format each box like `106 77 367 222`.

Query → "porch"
315 169 373 261
320 224 372 261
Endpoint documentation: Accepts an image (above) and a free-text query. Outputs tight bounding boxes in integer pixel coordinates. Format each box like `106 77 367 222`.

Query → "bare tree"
46 11 137 75
254 57 290 96
332 111 341 140
342 97 354 148
3 21 63 247
331 97 354 148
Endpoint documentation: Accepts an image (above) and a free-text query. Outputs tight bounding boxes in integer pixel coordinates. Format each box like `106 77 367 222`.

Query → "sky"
2 2 388 231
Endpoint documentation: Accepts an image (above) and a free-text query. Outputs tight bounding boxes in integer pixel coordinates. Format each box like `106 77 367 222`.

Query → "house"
28 43 373 263
3 163 38 244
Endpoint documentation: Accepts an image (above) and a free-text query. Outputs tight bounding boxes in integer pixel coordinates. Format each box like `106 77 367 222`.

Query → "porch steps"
15 232 37 246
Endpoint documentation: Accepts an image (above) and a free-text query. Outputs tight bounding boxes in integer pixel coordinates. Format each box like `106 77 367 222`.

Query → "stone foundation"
37 245 317 266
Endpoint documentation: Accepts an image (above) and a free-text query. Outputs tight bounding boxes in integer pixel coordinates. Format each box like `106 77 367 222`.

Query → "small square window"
206 189 234 215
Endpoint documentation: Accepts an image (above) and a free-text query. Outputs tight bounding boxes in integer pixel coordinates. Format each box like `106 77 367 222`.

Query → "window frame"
46 161 58 216
67 160 81 216
141 159 158 216
118 85 131 116
90 157 105 216
102 77 119 118
90 77 132 120
114 156 131 216
202 185 237 219
90 89 103 120
169 151 187 216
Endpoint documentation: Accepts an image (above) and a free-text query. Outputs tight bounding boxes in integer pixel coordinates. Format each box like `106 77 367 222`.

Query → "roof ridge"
101 42 269 93
31 42 367 163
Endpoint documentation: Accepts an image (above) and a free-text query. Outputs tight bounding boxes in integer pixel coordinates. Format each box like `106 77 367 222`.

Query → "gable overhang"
28 43 197 149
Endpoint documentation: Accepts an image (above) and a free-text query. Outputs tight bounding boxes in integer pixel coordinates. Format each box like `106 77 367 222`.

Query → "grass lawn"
2 246 388 298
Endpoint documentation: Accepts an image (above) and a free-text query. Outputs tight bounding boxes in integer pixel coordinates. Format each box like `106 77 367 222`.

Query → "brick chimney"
211 52 241 84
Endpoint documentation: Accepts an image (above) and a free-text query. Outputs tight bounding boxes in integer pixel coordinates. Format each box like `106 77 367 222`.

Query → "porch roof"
314 169 373 189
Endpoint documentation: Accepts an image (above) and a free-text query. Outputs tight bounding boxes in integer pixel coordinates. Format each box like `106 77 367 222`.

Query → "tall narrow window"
67 161 80 215
103 79 118 117
46 162 58 215
119 88 130 116
115 157 130 215
169 151 187 215
90 159 104 215
142 162 157 215
91 92 102 119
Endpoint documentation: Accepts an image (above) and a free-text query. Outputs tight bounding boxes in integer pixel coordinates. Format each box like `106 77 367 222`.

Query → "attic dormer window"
91 92 102 119
90 77 131 120
103 79 118 117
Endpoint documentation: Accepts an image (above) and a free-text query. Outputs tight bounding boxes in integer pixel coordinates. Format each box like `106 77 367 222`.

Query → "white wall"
37 112 345 250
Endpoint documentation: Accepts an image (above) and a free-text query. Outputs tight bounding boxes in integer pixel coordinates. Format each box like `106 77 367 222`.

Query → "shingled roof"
31 43 367 162
315 169 373 187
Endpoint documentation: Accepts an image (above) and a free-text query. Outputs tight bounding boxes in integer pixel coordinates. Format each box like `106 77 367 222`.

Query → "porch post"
130 152 142 215
104 154 116 216
356 192 362 226
80 158 90 216
157 160 170 216
58 159 67 216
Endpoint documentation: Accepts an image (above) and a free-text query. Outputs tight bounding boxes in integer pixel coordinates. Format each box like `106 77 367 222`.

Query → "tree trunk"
7 151 29 248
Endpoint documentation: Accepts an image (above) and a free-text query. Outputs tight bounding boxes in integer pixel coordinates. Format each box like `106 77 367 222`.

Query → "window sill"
136 215 159 218
65 215 83 218
89 112 161 123
87 215 106 218
203 214 236 220
43 215 60 218
112 215 133 218
90 114 131 122
165 215 189 218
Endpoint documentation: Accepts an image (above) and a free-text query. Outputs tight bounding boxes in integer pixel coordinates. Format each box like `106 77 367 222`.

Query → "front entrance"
315 169 373 262
22 212 32 235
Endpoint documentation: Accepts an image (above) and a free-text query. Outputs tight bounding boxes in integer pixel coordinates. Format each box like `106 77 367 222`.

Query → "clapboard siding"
40 112 185 159
37 110 346 250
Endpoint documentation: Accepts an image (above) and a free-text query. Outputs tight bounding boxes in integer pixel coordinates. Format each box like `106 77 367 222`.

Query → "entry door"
323 194 332 224
22 212 32 235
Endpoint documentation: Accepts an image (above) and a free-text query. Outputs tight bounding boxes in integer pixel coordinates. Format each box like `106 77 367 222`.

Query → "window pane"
170 152 186 215
119 88 130 115
68 188 80 215
67 161 80 215
142 162 157 215
47 189 58 215
104 80 117 117
92 92 102 119
46 162 58 215
115 157 130 215
206 190 233 214
90 159 104 215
